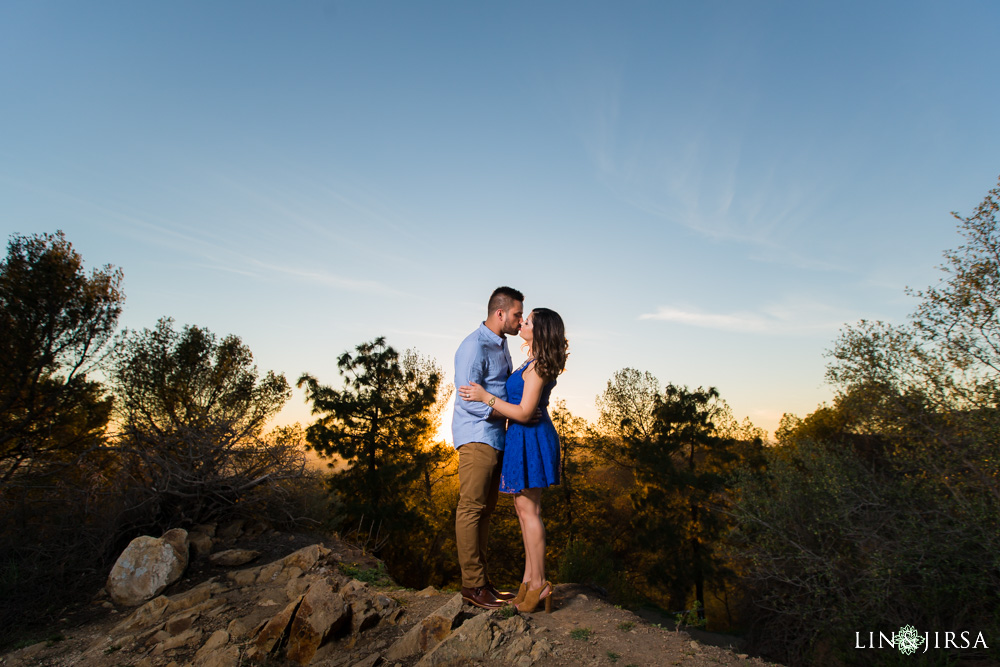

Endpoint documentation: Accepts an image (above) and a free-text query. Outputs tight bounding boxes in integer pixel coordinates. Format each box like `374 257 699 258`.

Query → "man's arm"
463 365 543 423
455 341 494 420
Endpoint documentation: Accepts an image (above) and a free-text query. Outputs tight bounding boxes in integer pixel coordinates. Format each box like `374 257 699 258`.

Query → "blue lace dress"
500 360 560 493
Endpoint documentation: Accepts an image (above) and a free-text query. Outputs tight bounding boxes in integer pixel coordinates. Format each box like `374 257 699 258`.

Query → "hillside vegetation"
4 178 1000 665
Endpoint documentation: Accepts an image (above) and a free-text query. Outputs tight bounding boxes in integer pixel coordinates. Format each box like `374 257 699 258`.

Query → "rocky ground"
0 525 779 667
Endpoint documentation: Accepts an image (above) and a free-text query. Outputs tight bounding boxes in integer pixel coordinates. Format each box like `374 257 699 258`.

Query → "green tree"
596 368 661 446
0 231 124 643
729 176 1000 665
631 385 757 615
550 399 591 543
297 337 441 547
390 349 458 587
111 317 295 527
731 405 999 666
584 368 666 604
548 401 638 603
591 369 761 616
912 174 1000 378
0 231 123 484
827 177 1000 506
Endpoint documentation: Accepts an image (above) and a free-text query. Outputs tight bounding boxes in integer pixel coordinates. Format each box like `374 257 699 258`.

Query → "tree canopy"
731 176 1000 664
0 231 123 484
298 337 443 542
110 318 295 526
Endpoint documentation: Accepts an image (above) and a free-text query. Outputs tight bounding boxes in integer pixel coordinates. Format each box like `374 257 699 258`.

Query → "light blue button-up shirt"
452 322 512 451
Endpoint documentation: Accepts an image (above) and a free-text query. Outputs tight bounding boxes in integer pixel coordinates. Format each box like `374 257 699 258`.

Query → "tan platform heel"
512 582 527 606
515 581 553 613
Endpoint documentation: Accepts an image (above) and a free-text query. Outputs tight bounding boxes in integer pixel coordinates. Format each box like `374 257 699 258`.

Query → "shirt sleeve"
455 340 493 419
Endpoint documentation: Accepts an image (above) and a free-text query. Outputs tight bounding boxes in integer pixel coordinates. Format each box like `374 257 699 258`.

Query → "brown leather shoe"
461 586 504 609
485 581 516 601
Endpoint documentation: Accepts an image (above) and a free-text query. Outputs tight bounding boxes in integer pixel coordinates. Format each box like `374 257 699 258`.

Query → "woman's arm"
460 364 544 424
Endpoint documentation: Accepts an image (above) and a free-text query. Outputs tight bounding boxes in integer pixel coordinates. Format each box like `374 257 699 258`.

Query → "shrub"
729 438 1000 665
110 318 300 529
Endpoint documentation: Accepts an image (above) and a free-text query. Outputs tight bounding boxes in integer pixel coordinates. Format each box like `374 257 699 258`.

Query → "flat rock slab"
194 629 231 661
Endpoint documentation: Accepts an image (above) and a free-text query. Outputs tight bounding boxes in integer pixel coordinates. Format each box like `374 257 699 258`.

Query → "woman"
459 307 568 613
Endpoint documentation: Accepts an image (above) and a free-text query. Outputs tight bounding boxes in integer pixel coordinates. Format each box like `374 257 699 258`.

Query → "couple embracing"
452 286 568 613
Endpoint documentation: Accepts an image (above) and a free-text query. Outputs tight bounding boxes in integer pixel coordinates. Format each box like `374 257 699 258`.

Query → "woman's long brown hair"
530 308 568 384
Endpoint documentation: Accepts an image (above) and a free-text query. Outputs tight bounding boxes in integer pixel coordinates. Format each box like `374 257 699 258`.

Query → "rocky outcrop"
193 630 236 665
384 593 464 661
245 562 403 665
286 580 350 664
8 530 670 667
87 543 406 666
96 535 552 666
105 528 190 606
416 611 552 667
251 595 303 657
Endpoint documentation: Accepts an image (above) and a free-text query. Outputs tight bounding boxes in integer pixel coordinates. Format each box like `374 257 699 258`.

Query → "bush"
0 447 130 648
110 318 300 530
729 438 1000 665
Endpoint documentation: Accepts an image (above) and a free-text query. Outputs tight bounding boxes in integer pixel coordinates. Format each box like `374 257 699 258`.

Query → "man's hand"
526 407 543 426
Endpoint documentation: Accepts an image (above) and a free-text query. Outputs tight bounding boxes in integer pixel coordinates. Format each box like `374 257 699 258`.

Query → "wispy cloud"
2 172 410 299
248 259 402 297
639 300 852 335
385 328 461 342
568 70 853 275
640 307 770 332
211 169 440 260
119 217 400 298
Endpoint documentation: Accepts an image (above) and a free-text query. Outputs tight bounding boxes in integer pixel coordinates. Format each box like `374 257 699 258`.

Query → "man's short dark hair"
488 286 524 315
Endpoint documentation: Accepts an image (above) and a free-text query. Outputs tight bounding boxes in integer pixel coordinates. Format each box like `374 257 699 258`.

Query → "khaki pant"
455 442 503 589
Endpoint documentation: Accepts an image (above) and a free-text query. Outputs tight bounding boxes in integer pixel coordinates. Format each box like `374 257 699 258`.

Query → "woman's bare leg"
514 488 547 593
514 501 531 585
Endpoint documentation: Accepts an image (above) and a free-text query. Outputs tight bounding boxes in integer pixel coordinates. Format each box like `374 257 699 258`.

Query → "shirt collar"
478 322 505 348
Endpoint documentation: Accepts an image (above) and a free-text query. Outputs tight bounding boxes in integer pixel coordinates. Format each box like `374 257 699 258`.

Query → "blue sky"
3 1 999 438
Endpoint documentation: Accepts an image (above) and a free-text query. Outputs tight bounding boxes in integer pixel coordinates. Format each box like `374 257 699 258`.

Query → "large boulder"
106 529 190 606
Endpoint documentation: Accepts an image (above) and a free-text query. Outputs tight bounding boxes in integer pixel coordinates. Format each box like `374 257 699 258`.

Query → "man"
452 286 524 608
